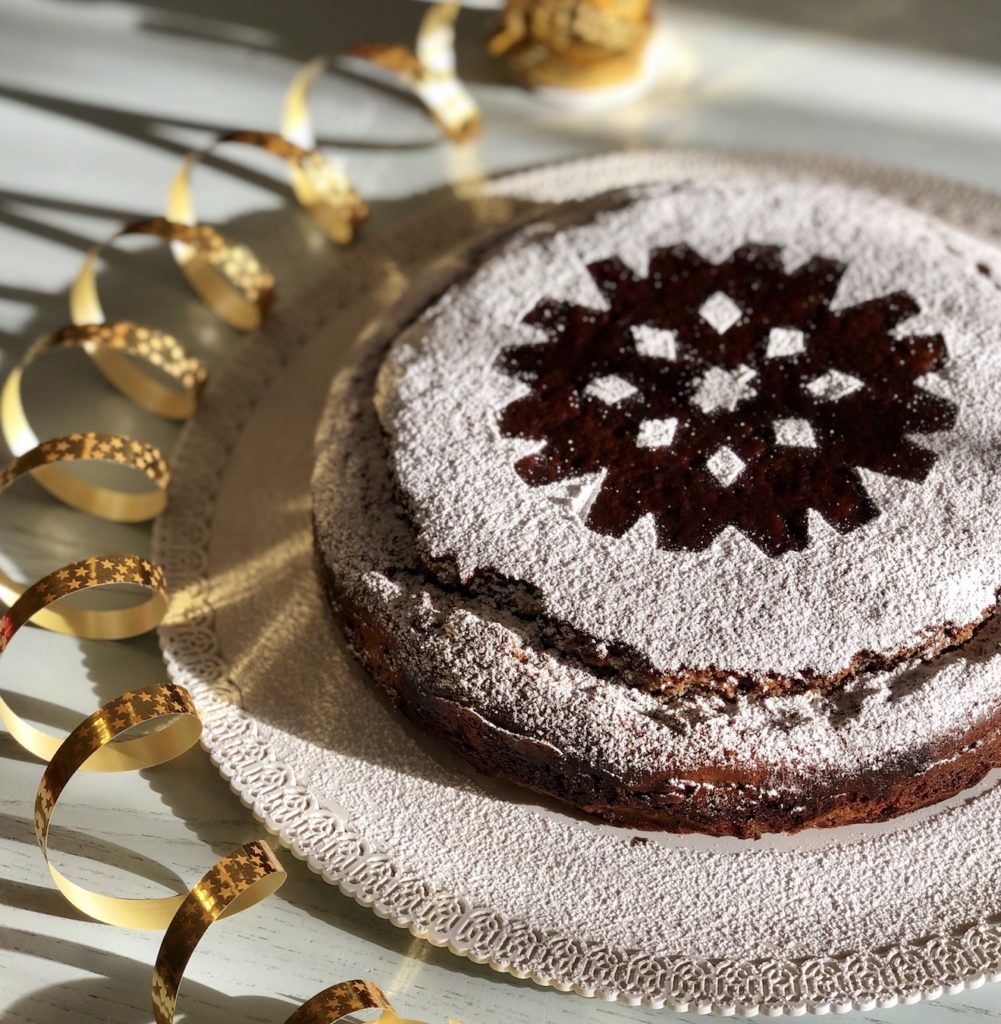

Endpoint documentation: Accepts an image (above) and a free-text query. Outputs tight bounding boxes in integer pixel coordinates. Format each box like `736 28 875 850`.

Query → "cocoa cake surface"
312 178 1001 835
374 179 1001 695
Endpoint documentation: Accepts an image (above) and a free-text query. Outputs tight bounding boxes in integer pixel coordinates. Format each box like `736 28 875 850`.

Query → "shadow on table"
0 875 92 922
1 925 297 1024
0 810 190 897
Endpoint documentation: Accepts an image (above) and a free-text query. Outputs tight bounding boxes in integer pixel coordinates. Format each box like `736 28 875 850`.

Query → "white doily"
155 150 1001 1017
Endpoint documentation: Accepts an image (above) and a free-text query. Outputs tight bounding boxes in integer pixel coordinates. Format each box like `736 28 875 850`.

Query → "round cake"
312 176 1001 837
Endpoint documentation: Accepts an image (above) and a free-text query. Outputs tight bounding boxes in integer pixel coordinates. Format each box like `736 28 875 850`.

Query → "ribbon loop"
127 217 275 331
283 979 404 1024
0 556 169 762
152 841 287 1023
0 431 169 522
347 3 481 143
53 321 206 421
0 327 187 518
32 683 202 927
168 130 368 250
1 36 482 1024
0 553 167 640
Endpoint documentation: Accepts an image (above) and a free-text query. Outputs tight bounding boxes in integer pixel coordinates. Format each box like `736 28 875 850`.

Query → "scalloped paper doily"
156 150 1001 1017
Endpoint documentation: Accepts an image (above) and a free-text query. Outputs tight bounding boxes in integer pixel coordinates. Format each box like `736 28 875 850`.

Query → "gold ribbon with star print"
151 845 432 1024
0 557 449 1017
0 556 169 761
168 131 369 249
0 209 274 523
0 321 197 521
154 851 438 1024
26 675 449 1022
33 683 203 926
1 9 479 1022
0 5 478 527
0 431 169 523
28 677 446 1022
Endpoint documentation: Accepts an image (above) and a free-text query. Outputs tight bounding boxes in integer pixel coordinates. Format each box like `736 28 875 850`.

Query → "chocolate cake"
312 177 1001 836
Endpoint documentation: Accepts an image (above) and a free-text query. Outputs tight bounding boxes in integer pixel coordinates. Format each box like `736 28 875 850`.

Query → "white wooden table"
2 1 1000 1020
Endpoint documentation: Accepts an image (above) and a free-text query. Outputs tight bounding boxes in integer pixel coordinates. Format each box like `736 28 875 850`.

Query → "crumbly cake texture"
314 176 1001 835
312 328 1001 837
373 179 1001 692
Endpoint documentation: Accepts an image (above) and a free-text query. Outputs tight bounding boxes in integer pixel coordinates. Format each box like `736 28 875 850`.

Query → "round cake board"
155 150 1001 1016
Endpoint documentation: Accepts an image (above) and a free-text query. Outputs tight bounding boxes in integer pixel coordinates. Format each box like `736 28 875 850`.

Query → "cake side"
312 321 1001 837
321 563 1001 837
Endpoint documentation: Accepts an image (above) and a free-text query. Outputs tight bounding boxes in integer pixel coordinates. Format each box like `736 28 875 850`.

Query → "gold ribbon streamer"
0 326 192 519
347 3 481 143
151 841 287 1022
168 131 368 248
0 431 168 522
151 844 440 1024
0 551 166 640
285 979 424 1024
33 683 202 925
0 556 168 761
71 217 274 335
0 32 485 1024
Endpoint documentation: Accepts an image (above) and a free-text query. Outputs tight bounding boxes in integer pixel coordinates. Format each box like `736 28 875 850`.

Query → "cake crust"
320 557 1001 838
312 320 1001 834
312 178 1001 836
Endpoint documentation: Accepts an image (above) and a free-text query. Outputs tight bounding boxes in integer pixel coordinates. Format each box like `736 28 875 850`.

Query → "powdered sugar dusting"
583 373 637 406
690 363 758 414
766 326 807 358
164 148 1001 1012
314 332 1001 790
773 416 817 448
375 181 1001 681
631 323 677 360
699 289 744 333
706 445 746 486
807 368 865 401
636 416 678 449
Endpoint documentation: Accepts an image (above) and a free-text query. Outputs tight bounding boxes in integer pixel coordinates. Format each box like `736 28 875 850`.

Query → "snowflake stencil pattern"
496 244 957 556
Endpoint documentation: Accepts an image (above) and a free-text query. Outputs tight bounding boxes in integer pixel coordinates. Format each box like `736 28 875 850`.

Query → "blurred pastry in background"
488 0 654 99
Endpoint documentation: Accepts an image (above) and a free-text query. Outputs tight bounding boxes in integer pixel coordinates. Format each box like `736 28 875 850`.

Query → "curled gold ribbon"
151 841 288 1022
347 3 481 143
284 979 417 1024
151 844 446 1024
0 432 168 522
281 56 332 148
71 217 274 335
0 223 219 518
1 37 480 1023
169 131 368 248
33 683 202 925
0 325 191 519
0 556 168 761
0 551 166 639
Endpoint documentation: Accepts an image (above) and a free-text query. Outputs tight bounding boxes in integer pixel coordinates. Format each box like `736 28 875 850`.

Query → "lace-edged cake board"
155 151 1001 1017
